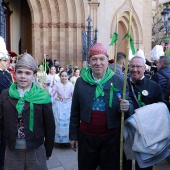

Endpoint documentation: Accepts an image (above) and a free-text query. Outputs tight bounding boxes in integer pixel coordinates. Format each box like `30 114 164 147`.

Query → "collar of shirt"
17 87 31 97
0 68 5 71
92 73 105 83
130 75 145 84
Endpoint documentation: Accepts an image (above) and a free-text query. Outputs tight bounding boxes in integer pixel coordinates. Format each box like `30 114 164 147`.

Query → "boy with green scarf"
0 53 55 170
69 43 134 170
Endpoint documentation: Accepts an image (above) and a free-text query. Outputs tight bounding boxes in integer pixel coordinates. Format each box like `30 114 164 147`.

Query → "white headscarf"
0 36 9 60
150 45 164 61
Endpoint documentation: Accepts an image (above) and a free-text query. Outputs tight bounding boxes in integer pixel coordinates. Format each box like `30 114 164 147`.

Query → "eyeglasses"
129 65 144 70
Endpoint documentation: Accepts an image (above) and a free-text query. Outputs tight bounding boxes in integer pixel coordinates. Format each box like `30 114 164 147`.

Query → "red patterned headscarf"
89 43 108 58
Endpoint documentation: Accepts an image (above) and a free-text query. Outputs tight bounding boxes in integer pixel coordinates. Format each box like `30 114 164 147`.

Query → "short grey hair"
130 56 145 65
159 56 170 66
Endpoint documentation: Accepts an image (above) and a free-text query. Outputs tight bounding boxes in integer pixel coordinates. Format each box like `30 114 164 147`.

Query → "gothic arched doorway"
20 0 32 54
118 21 126 53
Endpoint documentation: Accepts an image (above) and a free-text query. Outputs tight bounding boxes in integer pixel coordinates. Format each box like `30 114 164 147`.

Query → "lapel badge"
142 90 149 96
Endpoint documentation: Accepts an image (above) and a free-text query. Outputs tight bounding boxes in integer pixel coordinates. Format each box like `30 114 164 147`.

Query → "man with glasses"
124 56 166 170
151 56 170 106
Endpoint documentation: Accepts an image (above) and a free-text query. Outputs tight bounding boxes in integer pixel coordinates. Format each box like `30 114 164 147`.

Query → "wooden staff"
120 12 132 170
114 14 119 73
37 60 39 68
43 54 47 83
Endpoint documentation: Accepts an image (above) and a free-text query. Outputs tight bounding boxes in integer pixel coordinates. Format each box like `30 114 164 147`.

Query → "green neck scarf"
80 66 89 77
9 82 51 132
81 67 120 107
81 67 114 98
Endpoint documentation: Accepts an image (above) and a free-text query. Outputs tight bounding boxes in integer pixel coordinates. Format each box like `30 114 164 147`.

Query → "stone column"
88 0 100 29
0 0 6 41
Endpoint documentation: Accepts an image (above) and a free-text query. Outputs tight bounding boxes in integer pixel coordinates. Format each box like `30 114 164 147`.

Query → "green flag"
110 32 118 46
122 33 136 55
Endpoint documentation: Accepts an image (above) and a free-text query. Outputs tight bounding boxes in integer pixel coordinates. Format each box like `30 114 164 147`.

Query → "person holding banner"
69 43 134 170
124 56 166 170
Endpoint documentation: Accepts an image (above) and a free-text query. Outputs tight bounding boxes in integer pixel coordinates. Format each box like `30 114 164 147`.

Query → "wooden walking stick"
114 14 119 73
120 12 132 170
43 54 47 83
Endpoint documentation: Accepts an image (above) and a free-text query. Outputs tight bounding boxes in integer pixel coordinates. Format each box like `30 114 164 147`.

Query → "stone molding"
32 22 85 28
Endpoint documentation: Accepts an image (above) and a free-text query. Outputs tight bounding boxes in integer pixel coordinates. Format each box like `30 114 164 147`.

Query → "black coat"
0 89 55 157
0 70 12 94
128 77 166 110
69 74 134 140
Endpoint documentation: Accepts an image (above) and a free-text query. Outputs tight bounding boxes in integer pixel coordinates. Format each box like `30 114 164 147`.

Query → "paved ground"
47 144 77 170
47 144 170 170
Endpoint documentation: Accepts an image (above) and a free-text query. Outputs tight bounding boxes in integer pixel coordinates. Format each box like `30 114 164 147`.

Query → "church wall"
4 0 21 54
5 0 154 67
96 0 152 60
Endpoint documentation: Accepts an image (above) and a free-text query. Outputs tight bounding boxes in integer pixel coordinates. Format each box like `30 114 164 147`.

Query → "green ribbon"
138 92 145 107
109 83 121 108
30 103 34 132
109 32 118 46
122 33 136 55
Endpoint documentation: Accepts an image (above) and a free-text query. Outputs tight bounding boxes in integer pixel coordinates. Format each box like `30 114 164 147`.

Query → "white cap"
0 36 9 60
150 45 164 61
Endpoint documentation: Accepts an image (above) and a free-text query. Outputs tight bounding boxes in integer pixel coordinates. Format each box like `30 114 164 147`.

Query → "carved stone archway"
26 0 87 67
110 0 143 57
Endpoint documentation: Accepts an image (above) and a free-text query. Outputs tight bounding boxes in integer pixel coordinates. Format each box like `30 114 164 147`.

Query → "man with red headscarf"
69 43 134 170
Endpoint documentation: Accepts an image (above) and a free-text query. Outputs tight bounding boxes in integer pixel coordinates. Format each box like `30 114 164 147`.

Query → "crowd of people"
0 35 170 170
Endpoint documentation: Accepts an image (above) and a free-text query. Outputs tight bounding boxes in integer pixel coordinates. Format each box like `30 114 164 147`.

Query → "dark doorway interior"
21 0 32 54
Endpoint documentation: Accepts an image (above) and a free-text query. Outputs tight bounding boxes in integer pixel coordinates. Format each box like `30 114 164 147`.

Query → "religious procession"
1 0 170 170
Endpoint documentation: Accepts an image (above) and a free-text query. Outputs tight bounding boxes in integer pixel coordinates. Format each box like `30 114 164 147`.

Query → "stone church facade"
0 0 168 67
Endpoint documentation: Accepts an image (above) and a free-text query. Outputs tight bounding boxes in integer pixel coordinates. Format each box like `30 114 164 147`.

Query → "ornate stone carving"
32 22 86 28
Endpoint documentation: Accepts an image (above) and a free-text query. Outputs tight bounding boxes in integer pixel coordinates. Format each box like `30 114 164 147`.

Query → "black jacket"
0 70 12 94
69 74 134 140
128 77 166 110
0 89 55 157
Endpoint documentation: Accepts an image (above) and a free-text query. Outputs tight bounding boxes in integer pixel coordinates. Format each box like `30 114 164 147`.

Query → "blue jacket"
151 66 170 90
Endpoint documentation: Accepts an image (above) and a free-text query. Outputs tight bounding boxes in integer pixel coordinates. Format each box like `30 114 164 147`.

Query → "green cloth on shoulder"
81 67 121 107
81 67 114 98
9 82 51 132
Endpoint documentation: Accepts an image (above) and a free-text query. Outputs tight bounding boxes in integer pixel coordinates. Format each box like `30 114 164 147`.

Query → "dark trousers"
78 131 120 170
0 133 5 170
